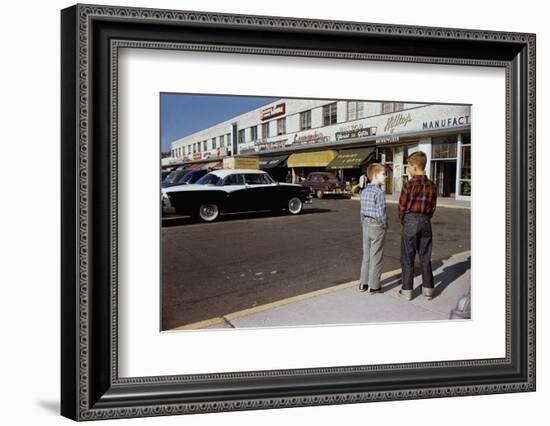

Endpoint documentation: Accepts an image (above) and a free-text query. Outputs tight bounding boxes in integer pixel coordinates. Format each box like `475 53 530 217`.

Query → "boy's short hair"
407 151 427 170
366 163 385 181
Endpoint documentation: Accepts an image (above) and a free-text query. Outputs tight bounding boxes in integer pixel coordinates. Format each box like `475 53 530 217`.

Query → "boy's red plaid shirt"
398 174 437 223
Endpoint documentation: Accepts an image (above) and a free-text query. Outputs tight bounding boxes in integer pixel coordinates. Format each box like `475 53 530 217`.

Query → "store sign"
384 113 413 133
335 126 377 141
193 152 202 160
422 115 470 130
376 135 400 144
293 132 330 146
261 103 286 121
254 138 289 152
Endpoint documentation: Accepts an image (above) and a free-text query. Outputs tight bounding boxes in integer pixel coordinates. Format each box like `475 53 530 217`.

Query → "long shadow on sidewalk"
380 256 471 300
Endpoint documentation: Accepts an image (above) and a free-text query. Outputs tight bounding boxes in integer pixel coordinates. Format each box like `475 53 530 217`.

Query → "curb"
168 250 471 331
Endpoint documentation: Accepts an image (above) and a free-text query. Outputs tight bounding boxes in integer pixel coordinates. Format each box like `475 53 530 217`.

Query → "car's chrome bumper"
322 190 352 196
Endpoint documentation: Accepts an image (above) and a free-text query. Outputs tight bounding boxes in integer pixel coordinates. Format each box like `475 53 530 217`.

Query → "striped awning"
287 150 338 168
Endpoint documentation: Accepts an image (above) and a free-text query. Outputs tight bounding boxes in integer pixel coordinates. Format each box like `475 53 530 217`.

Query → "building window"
323 103 337 126
459 134 471 196
187 146 191 155
432 138 458 159
262 122 270 139
227 133 231 146
212 137 217 149
203 141 207 151
347 102 365 121
238 129 246 144
277 118 286 135
300 110 311 130
381 102 405 114
219 135 224 147
250 126 258 141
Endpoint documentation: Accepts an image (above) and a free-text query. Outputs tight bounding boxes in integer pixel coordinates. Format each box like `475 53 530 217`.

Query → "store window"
459 134 471 196
250 126 258 141
238 129 246 144
432 136 458 159
277 118 286 135
323 103 337 126
300 110 311 130
262 122 270 139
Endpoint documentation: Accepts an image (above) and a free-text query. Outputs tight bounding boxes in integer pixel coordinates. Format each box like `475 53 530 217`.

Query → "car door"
244 173 276 211
223 173 249 212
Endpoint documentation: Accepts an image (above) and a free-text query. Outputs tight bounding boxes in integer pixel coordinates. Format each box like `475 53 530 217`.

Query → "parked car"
162 169 312 222
300 172 351 199
162 168 209 188
162 167 188 187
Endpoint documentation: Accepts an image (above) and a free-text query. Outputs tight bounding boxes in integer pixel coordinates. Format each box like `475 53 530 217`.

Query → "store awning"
199 161 222 170
287 150 338 168
327 148 375 169
259 155 288 169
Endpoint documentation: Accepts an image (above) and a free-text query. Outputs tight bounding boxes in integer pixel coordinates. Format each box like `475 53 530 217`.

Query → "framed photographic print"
61 4 536 421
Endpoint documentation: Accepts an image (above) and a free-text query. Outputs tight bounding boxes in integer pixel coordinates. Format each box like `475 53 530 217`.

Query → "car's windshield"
164 169 187 184
195 173 221 185
179 170 201 184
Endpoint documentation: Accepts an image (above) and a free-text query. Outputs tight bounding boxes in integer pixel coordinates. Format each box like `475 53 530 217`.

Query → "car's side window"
260 174 272 185
225 174 244 185
244 174 264 185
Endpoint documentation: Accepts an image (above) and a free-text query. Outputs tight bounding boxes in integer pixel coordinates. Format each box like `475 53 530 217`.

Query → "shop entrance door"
384 164 393 194
433 160 456 197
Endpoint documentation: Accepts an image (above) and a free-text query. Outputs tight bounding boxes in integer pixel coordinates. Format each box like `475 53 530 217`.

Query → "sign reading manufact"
422 115 470 130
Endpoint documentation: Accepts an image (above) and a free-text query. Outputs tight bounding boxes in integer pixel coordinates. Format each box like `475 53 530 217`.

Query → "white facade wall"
168 98 469 162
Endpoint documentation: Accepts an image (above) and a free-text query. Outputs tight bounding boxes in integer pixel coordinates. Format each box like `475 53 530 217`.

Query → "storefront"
287 150 338 183
258 155 289 182
169 99 471 200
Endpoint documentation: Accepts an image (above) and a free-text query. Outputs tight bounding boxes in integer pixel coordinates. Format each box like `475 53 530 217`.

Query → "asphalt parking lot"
161 198 470 330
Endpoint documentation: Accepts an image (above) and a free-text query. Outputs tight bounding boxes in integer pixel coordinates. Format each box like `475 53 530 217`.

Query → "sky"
160 94 278 152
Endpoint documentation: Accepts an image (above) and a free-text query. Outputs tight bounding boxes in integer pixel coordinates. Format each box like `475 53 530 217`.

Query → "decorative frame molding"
61 4 535 421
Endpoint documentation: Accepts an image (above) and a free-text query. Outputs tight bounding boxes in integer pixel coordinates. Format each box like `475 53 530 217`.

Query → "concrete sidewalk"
350 193 471 209
174 251 471 331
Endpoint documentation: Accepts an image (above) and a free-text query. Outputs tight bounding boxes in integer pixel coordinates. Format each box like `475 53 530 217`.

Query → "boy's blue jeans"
400 213 434 291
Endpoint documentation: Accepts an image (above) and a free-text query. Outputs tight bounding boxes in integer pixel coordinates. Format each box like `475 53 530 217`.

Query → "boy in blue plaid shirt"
359 163 388 294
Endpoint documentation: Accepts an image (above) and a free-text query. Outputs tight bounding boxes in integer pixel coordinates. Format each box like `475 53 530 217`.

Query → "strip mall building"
165 98 471 200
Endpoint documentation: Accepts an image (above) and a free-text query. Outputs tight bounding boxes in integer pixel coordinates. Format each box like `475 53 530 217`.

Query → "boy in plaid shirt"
398 151 438 300
359 163 388 294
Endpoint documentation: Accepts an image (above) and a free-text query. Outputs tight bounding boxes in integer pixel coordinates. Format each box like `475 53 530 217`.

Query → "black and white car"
162 169 312 222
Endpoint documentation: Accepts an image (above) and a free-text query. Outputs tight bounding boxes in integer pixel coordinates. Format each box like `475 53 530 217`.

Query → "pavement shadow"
162 207 332 227
380 257 470 300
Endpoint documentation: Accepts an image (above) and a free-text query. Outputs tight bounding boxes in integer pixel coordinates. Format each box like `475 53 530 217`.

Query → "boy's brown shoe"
359 285 368 292
367 288 382 295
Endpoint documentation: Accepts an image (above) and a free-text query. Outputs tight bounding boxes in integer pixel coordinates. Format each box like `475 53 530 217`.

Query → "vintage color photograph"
160 95 471 331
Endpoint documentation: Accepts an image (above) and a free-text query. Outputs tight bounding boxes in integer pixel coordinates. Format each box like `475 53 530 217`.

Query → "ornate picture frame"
61 4 535 421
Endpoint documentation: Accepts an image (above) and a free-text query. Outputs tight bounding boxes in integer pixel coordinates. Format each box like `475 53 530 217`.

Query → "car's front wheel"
287 197 303 215
198 203 220 222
